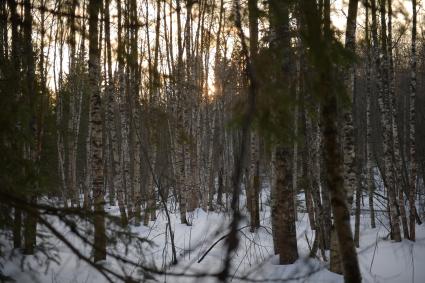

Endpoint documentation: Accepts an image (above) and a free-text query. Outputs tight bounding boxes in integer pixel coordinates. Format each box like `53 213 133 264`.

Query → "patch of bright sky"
43 0 421 96
332 0 421 42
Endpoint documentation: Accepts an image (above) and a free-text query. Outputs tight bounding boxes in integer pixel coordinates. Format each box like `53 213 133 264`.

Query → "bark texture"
88 0 106 262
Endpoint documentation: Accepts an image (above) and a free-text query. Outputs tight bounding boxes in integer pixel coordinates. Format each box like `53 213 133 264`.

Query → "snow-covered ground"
3 189 425 283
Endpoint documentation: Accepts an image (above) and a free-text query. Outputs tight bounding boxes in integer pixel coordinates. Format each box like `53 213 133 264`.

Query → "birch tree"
248 0 260 232
88 0 106 261
409 0 418 241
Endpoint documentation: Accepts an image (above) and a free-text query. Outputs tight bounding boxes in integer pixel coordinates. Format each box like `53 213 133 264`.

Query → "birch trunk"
307 109 326 258
292 96 299 220
342 0 359 210
249 132 260 231
88 0 106 262
365 0 376 229
117 0 131 222
329 0 359 268
409 0 417 241
104 0 127 225
207 102 218 210
67 0 79 207
128 0 142 225
302 106 315 230
175 0 187 225
370 0 401 241
378 0 401 241
387 0 409 239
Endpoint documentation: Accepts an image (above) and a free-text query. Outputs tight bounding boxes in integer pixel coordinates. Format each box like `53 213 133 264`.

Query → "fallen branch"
197 225 250 263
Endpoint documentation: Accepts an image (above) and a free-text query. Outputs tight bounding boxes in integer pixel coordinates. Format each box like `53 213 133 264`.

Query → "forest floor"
3 187 425 283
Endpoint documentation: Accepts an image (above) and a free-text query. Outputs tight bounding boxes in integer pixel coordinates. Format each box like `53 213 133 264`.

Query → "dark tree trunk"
269 0 299 264
300 0 361 281
22 0 38 255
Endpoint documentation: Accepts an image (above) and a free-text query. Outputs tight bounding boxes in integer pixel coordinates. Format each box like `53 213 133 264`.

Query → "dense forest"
0 0 424 282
